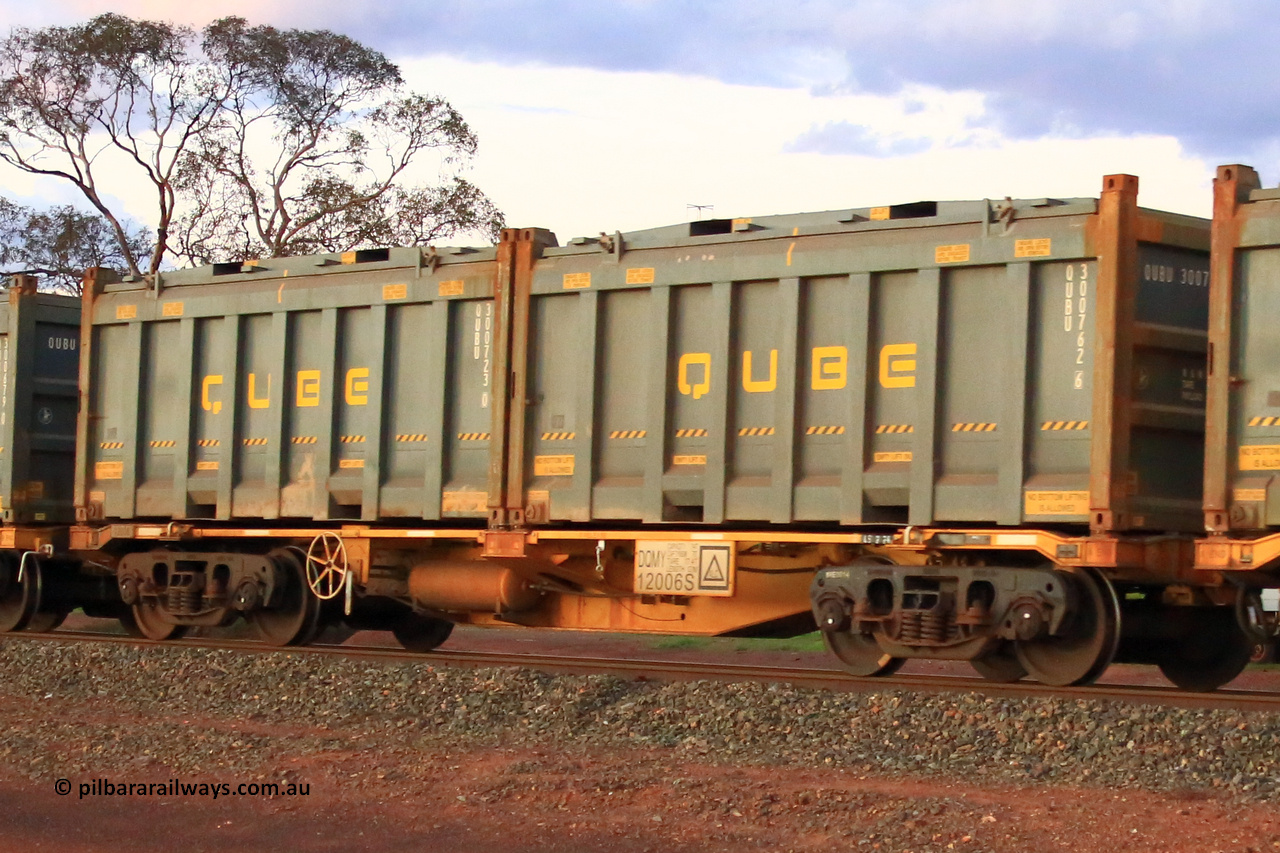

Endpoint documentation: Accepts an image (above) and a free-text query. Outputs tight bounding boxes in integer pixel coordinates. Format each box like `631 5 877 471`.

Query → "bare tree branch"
2 14 504 272
0 195 150 293
177 19 502 261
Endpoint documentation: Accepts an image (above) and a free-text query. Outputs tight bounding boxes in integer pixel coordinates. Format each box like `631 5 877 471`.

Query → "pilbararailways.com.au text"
56 778 310 799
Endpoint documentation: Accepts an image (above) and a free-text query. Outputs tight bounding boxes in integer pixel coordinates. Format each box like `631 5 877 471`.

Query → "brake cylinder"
407 563 541 614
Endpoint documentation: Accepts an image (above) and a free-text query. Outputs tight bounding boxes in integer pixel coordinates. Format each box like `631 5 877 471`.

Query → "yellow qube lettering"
678 353 712 400
742 350 778 393
296 370 321 407
811 346 847 390
247 373 271 409
201 375 223 414
879 343 917 388
345 368 370 406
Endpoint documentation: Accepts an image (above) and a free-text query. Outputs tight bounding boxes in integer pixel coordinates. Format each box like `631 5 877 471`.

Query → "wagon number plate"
633 541 734 597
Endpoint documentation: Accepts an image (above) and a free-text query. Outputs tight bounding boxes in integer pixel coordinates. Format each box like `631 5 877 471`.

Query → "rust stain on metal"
1204 165 1261 532
1088 173 1140 533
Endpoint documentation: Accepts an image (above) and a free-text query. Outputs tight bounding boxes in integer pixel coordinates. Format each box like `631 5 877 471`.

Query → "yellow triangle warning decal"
697 545 731 591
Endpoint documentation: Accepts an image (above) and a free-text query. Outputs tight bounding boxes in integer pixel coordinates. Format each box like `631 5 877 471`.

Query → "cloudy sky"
1 1 1272 243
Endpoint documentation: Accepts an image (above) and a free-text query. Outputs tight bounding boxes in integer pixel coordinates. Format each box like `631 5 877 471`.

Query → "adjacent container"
76 175 1211 533
1204 164 1280 533
0 277 80 524
509 175 1210 532
74 248 503 522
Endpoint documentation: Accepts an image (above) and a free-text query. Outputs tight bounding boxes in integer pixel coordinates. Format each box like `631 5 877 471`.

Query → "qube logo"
878 343 917 388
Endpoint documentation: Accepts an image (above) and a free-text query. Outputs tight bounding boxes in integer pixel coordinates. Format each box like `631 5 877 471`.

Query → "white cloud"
0 3 1235 255
401 56 1215 242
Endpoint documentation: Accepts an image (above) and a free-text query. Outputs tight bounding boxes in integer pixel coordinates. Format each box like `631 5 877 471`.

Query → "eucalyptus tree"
0 196 150 294
176 17 502 262
0 14 503 274
0 14 227 275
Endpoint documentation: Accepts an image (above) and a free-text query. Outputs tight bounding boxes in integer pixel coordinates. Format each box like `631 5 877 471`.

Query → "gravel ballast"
2 638 1279 800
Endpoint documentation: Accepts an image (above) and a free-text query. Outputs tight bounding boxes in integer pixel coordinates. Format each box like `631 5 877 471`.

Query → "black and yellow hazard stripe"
737 426 776 436
540 431 576 441
243 438 269 446
457 432 491 441
100 441 125 449
675 428 708 438
292 436 318 444
396 434 429 442
805 425 846 435
875 424 914 434
950 422 997 432
339 435 366 443
197 439 220 447
149 440 176 448
1249 416 1280 427
609 430 647 439
1040 421 1089 430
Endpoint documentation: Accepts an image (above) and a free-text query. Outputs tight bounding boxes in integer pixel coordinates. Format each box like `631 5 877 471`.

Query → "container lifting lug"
992 196 1016 230
598 230 624 260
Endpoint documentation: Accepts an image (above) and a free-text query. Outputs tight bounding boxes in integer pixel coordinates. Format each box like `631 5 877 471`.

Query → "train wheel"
823 629 904 677
126 602 188 640
1157 608 1253 692
392 614 454 652
1015 569 1120 687
0 554 39 632
311 598 357 646
23 610 68 633
313 623 358 645
248 549 321 647
1251 641 1275 664
971 642 1028 683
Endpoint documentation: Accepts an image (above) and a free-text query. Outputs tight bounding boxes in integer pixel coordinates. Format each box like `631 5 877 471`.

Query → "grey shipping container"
1204 165 1280 538
75 174 1210 534
0 277 80 525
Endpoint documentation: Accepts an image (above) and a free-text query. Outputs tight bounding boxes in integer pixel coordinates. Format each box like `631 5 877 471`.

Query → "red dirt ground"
3 744 1279 853
3 622 1279 851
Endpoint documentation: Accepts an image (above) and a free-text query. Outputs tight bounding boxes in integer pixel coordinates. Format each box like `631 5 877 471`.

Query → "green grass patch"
644 632 827 653
731 632 827 653
647 635 710 650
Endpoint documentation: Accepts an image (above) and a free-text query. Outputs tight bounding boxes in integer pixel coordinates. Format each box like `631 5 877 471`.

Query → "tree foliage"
175 19 503 262
0 196 151 293
0 14 503 275
0 14 229 275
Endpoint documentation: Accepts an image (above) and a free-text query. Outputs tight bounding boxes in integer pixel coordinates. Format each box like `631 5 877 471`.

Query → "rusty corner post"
71 267 119 525
1204 164 1262 533
1088 174 1140 534
3 276 37 524
487 228 557 551
7 273 37 297
488 229 519 530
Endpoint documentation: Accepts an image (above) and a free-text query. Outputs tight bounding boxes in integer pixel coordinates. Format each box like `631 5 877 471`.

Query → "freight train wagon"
59 171 1253 691
0 277 118 633
1196 164 1280 655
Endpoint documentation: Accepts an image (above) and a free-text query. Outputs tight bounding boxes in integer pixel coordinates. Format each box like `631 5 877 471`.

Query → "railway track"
4 628 1280 713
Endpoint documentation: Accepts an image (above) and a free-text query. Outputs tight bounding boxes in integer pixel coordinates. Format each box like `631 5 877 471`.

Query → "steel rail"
3 629 1278 713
